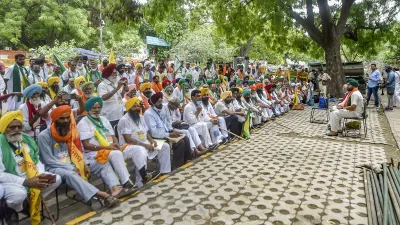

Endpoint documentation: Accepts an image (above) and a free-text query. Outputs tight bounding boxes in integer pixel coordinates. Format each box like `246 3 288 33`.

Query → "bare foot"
110 186 122 197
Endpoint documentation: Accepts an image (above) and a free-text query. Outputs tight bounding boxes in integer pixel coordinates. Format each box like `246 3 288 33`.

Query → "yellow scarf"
22 143 41 225
49 88 57 99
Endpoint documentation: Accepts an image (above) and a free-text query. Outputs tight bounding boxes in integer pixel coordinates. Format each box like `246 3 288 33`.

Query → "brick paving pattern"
79 106 388 225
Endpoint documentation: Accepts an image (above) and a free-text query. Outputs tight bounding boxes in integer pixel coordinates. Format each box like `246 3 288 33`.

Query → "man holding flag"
0 111 61 224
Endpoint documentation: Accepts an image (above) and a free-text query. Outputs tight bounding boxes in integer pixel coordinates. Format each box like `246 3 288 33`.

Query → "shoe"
327 132 338 136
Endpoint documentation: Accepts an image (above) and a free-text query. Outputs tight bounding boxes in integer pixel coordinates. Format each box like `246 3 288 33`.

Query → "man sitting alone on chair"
327 79 364 136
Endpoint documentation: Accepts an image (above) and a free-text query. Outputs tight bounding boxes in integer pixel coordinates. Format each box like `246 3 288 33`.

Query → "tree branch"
336 0 356 36
316 0 332 26
306 0 315 24
290 10 323 46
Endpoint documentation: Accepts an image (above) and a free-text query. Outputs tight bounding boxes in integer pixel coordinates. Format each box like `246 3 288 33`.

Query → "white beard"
6 133 23 143
89 112 100 119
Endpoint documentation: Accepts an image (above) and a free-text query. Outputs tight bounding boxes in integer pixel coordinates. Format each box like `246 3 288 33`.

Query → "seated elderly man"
214 91 246 138
271 84 290 113
117 97 171 187
0 111 61 224
199 88 229 142
263 84 281 117
139 82 153 111
241 88 265 126
230 88 247 123
77 97 139 196
166 96 212 156
144 92 192 168
250 85 274 120
19 84 49 136
327 79 364 136
185 89 226 145
38 106 120 209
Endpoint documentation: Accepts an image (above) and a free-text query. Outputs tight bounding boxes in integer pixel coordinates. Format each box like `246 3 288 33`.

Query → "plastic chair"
310 97 329 123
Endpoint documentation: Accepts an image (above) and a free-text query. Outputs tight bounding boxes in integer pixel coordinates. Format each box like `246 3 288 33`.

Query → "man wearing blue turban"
19 84 48 136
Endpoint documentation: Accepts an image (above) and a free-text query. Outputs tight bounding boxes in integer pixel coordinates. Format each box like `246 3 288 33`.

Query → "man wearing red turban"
97 64 129 127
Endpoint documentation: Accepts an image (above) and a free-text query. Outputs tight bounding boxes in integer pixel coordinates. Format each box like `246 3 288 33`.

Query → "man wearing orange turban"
37 106 120 208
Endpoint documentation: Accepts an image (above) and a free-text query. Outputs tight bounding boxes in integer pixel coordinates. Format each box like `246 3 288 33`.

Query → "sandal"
104 195 120 208
123 181 135 189
114 187 137 199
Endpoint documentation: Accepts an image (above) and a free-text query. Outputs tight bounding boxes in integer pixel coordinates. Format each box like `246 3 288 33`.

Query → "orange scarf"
135 72 140 90
50 112 86 180
76 88 87 116
343 87 358 107
152 81 163 93
141 94 150 110
266 92 273 100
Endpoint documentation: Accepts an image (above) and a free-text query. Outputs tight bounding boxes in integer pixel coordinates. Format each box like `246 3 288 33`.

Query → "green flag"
52 53 66 74
242 110 251 139
174 56 182 73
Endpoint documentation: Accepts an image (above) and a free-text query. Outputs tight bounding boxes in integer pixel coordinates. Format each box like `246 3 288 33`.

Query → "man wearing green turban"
327 78 364 136
241 88 265 126
206 79 214 85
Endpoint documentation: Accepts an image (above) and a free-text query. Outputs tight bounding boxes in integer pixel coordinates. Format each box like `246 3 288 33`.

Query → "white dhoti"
330 110 360 132
133 143 171 187
206 122 224 144
252 113 262 125
395 87 400 106
2 173 61 212
187 123 213 148
90 150 130 189
217 117 229 138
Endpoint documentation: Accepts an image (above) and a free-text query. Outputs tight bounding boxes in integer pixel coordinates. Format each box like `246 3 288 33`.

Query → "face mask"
30 97 41 106
196 100 202 105
109 77 117 83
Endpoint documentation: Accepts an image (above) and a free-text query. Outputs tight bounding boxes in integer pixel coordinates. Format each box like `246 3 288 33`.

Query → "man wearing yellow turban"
0 111 61 224
117 97 171 187
139 82 152 111
214 91 246 139
47 76 60 99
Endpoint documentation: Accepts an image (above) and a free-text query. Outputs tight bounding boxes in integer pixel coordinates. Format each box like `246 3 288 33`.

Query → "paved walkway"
381 95 400 149
76 106 391 225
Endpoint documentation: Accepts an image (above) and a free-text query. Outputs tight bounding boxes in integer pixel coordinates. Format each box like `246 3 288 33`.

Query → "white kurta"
97 79 124 122
117 113 171 183
4 64 25 110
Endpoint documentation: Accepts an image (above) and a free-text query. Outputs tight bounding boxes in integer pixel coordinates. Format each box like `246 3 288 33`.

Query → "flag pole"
216 125 248 141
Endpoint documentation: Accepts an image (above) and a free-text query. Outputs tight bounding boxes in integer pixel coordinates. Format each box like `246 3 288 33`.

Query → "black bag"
322 80 327 86
387 88 395 95
172 123 190 130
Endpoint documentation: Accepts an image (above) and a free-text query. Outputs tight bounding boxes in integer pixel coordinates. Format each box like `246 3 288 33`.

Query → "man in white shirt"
327 79 364 136
18 84 49 137
61 60 79 86
78 97 139 195
214 91 246 138
62 78 75 94
4 54 29 110
97 64 129 127
167 96 212 156
118 97 171 187
200 88 229 142
28 63 46 84
184 89 226 145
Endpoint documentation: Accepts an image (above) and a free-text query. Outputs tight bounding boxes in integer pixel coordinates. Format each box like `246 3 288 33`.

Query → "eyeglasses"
7 125 22 131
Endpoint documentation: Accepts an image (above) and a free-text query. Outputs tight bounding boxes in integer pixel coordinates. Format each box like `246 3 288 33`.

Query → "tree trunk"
323 39 346 98
239 34 256 57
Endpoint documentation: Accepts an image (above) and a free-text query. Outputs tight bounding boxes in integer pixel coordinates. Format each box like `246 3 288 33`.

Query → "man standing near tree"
366 63 381 108
318 68 331 97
